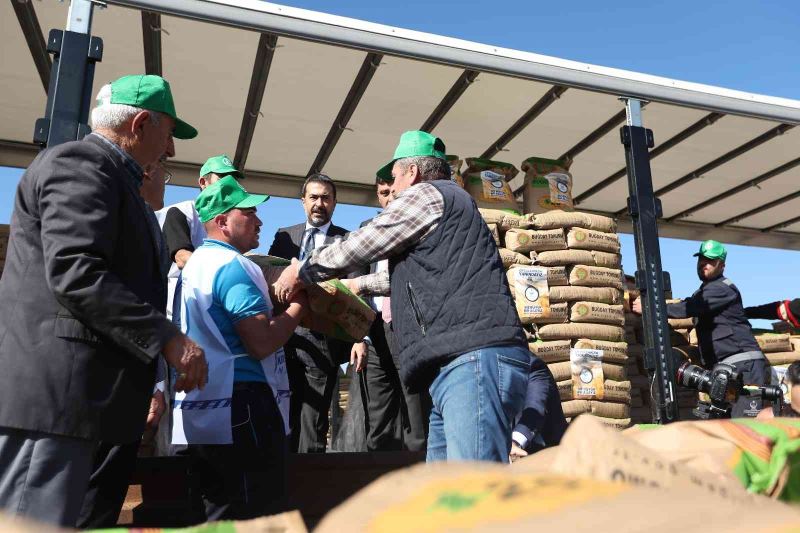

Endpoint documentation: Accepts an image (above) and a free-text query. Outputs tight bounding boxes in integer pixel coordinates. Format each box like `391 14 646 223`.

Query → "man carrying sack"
274 131 530 463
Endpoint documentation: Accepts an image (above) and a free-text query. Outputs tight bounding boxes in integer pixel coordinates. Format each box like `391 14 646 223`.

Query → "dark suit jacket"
268 222 351 371
0 135 178 443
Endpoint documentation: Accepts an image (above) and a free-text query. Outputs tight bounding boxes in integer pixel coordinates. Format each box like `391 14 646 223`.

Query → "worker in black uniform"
745 298 800 329
633 240 767 418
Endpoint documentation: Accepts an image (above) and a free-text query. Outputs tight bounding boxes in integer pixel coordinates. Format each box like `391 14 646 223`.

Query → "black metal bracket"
620 115 679 424
34 28 103 148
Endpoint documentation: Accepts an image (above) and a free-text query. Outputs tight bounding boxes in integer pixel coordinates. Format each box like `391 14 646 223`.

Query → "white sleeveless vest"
171 243 290 445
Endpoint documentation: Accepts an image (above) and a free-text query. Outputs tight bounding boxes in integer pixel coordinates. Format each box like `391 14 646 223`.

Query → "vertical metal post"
620 97 679 424
34 0 103 148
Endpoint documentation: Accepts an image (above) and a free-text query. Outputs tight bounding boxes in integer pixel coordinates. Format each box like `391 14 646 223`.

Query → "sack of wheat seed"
765 351 800 365
529 340 572 363
531 249 621 269
532 210 617 233
447 155 465 189
464 158 519 213
568 265 624 290
479 208 533 231
504 228 566 253
520 156 574 214
756 333 793 353
531 302 569 324
566 228 621 254
668 317 695 329
570 302 625 326
506 266 551 324
498 248 532 268
537 323 626 342
570 348 605 400
558 379 631 403
573 339 628 363
549 360 626 382
548 286 622 305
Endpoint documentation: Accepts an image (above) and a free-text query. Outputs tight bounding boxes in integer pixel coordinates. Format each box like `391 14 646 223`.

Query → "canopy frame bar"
574 112 724 205
615 123 796 217
717 188 800 228
234 33 278 170
667 156 800 222
764 213 800 233
480 85 567 160
141 11 163 75
12 0 52 93
101 0 800 125
308 52 383 175
420 69 479 133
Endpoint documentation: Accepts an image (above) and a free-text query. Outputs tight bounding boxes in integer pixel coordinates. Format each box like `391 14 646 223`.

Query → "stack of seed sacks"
622 288 702 423
481 208 631 430
759 333 800 404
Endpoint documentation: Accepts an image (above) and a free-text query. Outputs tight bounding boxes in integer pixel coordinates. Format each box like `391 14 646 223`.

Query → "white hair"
90 83 160 130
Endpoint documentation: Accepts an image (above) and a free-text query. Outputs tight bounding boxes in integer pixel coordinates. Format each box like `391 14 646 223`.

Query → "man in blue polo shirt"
173 175 308 520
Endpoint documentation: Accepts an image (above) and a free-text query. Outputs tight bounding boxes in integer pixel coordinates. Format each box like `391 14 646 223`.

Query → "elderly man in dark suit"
267 173 353 453
0 75 207 527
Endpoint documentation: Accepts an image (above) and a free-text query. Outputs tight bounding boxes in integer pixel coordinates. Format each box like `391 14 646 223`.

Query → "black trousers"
380 321 431 452
183 382 288 521
76 441 139 529
729 358 769 418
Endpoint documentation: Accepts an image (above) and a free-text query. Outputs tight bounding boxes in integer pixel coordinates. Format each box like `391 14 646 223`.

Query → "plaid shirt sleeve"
298 182 445 287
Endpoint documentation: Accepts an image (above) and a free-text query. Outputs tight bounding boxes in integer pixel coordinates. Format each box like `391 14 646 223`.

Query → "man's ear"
213 213 228 231
130 110 151 138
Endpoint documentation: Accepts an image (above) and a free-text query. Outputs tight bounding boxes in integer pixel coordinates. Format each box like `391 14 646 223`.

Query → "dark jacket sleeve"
39 148 178 363
666 281 738 319
268 229 291 260
744 301 782 320
162 207 194 261
514 357 567 450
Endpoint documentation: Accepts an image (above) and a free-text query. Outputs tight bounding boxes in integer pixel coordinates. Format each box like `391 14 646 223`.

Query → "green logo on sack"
577 304 589 316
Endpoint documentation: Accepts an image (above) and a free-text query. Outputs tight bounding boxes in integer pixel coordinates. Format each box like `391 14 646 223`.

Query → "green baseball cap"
106 74 197 139
200 154 243 179
195 175 269 223
694 240 727 262
376 130 447 181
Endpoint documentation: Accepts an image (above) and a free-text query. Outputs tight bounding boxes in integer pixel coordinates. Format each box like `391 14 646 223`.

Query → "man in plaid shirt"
274 131 530 463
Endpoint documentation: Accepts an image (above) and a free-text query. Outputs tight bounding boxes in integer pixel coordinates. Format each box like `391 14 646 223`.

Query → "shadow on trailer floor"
119 451 425 529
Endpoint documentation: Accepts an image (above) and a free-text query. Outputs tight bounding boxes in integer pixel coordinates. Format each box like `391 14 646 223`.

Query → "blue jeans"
426 345 530 463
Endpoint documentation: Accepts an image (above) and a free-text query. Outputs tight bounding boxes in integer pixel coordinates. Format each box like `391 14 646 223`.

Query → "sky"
1 0 798 327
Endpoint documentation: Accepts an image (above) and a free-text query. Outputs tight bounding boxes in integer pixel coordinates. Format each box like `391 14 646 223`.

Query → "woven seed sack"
532 210 617 233
566 228 621 254
756 333 793 353
568 265 624 290
529 340 572 363
504 228 566 253
558 379 632 403
520 156 573 214
548 360 627 382
506 266 551 324
486 223 500 246
537 323 626 342
570 302 625 326
532 249 621 269
479 208 532 231
464 158 519 213
498 248 532 268
572 339 628 363
548 286 622 305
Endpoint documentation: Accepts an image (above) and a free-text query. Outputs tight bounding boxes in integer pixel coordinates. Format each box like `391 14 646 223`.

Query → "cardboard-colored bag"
247 254 376 342
498 248 533 268
756 333 793 353
572 338 628 363
548 360 626 382
464 158 520 213
566 228 621 254
570 301 625 326
479 208 533 230
532 210 617 233
504 228 566 253
506 265 551 324
558 378 631 403
520 156 574 214
529 340 572 362
568 265 624 290
486 223 500 246
537 323 626 342
548 286 621 305
532 248 621 269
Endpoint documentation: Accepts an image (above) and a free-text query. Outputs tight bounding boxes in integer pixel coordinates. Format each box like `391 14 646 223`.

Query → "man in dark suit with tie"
352 176 430 451
267 173 351 453
0 75 208 527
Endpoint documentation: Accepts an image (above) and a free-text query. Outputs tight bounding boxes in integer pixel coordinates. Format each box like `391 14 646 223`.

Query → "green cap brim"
693 252 725 260
174 118 198 140
235 193 270 209
376 159 396 181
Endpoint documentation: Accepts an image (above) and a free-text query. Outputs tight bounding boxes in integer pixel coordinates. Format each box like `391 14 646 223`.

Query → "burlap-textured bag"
479 208 533 231
668 317 695 329
566 228 621 254
537 323 626 342
529 340 572 363
572 339 628 363
498 248 532 268
532 249 621 269
568 265 624 290
505 228 566 253
530 302 569 324
532 210 617 233
548 286 622 305
464 158 520 212
558 379 632 403
765 351 800 365
548 360 626 382
569 302 625 326
756 333 793 354
486 223 500 246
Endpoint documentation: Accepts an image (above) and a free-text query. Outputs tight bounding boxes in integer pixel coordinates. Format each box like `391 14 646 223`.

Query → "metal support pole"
33 0 103 148
620 97 679 424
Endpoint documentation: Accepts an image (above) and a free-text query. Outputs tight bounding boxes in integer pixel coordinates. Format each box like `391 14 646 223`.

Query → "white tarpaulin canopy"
3 0 800 249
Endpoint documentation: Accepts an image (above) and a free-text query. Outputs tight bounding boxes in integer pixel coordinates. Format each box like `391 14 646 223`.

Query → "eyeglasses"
160 163 173 184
